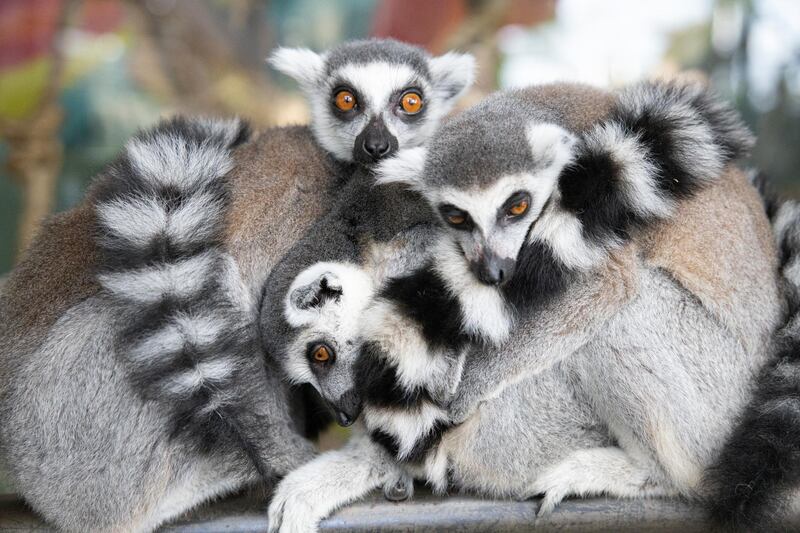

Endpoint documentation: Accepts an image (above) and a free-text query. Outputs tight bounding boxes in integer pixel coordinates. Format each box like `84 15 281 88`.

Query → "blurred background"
0 0 798 491
1 0 800 274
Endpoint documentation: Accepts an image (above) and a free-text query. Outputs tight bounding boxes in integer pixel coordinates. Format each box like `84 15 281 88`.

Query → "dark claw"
384 478 413 502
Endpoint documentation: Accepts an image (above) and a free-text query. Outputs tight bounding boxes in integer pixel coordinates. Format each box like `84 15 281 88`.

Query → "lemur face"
283 262 376 427
270 39 475 165
432 169 556 286
376 122 576 287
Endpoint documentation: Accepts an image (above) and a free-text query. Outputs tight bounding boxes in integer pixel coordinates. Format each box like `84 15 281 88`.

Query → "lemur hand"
447 387 479 425
267 467 328 533
267 435 396 533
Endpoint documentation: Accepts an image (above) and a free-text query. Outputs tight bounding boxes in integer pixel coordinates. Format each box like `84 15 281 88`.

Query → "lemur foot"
536 489 569 517
529 468 571 516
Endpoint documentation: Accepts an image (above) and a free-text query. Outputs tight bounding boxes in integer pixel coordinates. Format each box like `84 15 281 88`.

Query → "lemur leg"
267 433 403 533
527 447 674 516
133 451 259 533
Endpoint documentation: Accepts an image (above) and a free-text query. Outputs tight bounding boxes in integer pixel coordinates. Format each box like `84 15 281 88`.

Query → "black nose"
362 135 390 159
333 389 362 427
353 117 397 164
473 256 515 287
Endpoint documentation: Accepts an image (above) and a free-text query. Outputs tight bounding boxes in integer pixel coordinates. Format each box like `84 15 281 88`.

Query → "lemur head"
282 262 376 427
269 38 475 166
376 90 577 287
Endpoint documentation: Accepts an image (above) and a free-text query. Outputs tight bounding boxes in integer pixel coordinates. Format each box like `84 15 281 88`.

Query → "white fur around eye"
301 61 432 162
333 62 421 111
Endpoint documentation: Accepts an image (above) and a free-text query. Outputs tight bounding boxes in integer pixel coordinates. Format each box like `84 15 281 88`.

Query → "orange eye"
400 92 423 114
312 345 330 362
508 200 529 217
448 214 465 225
334 90 356 112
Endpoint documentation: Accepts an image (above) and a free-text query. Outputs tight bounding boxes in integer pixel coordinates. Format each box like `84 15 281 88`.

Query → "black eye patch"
438 204 473 230
499 191 532 221
306 341 337 369
330 84 363 120
392 86 426 122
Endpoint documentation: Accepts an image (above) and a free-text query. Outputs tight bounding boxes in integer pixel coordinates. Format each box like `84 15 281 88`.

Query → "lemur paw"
536 491 568 517
267 479 324 533
446 395 474 425
530 471 573 517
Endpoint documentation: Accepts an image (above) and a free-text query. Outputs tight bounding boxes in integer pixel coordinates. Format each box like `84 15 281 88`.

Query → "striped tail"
558 79 755 256
92 117 274 472
703 197 800 529
514 80 755 311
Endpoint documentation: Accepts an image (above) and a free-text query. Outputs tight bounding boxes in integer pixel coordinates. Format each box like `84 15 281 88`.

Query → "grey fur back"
0 296 256 531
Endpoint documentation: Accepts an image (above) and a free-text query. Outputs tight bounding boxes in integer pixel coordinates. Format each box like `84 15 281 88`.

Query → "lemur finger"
537 491 567 517
266 497 285 533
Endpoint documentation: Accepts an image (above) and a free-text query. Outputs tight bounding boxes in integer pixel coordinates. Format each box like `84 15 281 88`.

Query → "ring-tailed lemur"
702 191 800 530
0 39 474 532
266 81 781 531
372 79 780 507
97 38 473 461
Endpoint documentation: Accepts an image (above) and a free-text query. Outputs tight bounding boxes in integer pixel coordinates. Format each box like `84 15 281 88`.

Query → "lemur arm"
267 431 406 533
449 263 630 423
370 244 633 424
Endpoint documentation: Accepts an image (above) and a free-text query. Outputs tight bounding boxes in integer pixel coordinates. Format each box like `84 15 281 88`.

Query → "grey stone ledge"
0 490 732 532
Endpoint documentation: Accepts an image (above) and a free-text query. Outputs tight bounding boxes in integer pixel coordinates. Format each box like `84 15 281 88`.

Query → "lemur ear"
285 264 343 327
268 47 325 88
429 52 476 101
525 122 577 170
373 147 428 191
